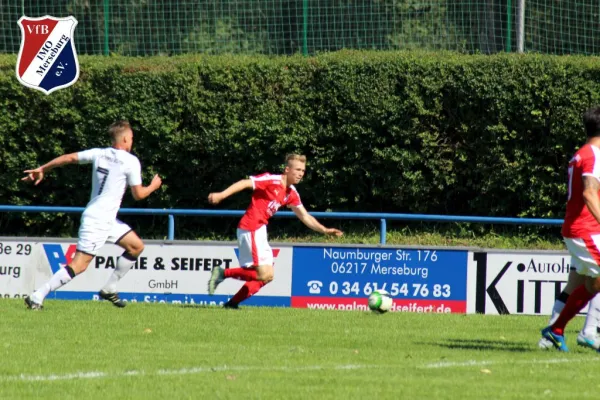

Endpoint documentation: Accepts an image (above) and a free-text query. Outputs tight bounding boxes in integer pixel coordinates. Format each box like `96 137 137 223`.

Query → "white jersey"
77 147 142 224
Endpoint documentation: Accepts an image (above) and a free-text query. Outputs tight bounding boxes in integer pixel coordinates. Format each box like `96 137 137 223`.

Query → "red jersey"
562 144 600 237
238 173 303 231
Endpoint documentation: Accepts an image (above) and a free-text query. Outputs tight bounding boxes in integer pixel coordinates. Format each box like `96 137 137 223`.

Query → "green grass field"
1 299 597 400
197 224 566 250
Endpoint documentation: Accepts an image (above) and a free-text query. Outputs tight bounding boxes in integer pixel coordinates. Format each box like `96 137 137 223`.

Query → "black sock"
557 291 569 303
121 251 137 262
65 265 76 278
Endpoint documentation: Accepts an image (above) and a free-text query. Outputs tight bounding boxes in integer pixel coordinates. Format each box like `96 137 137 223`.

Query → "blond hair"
285 154 307 165
108 120 132 142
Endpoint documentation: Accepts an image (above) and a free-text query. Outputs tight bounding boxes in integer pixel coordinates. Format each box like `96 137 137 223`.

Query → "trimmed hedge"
1 51 599 238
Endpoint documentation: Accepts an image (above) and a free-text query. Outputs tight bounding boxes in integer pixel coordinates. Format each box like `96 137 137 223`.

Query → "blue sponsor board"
49 292 290 307
291 247 468 301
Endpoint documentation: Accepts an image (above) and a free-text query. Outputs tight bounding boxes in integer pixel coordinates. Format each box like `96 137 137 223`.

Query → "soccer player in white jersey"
207 154 343 308
22 120 162 310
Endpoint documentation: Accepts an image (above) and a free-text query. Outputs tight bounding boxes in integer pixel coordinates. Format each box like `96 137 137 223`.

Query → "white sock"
548 299 566 326
582 294 600 337
101 254 136 293
31 268 73 304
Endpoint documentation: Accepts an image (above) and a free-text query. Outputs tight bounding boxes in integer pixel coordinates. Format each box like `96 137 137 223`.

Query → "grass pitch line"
2 371 109 382
423 358 600 369
157 364 371 376
0 364 381 383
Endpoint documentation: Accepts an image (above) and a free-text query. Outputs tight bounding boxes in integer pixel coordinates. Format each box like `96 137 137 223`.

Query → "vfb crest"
16 16 79 95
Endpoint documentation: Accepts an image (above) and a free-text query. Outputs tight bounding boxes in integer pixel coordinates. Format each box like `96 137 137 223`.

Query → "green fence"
1 1 599 56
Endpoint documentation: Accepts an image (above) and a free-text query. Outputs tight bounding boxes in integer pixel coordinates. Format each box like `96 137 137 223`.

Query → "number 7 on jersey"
97 167 109 195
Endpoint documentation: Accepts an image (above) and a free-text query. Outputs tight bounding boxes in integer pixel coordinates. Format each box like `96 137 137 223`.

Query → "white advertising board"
0 238 293 306
467 250 576 315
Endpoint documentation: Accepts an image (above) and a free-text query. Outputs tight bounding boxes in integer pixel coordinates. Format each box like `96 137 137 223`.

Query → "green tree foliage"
1 51 598 237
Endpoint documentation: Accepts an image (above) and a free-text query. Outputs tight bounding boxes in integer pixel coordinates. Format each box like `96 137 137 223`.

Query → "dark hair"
108 120 131 142
583 107 600 138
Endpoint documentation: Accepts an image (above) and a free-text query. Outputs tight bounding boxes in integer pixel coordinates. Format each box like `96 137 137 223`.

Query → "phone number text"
322 281 451 298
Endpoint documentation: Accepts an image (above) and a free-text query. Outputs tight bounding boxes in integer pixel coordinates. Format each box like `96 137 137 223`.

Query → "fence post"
103 0 109 55
380 219 387 245
302 0 308 55
168 214 175 240
506 0 512 52
516 0 525 52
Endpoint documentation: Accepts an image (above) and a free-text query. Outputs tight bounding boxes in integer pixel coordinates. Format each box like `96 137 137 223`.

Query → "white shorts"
237 225 273 267
564 236 600 278
77 218 132 256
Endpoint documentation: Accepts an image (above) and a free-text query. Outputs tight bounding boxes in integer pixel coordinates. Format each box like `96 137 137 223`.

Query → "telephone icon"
307 280 323 294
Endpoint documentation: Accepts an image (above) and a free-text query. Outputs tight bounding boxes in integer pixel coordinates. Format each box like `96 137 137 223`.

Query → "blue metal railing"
0 205 564 244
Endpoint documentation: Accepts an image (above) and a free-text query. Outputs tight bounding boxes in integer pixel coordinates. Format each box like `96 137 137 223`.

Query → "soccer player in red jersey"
207 154 343 308
539 270 600 350
541 107 600 351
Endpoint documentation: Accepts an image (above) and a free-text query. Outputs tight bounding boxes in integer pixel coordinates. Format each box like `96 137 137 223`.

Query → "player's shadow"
178 304 216 309
428 338 534 352
176 304 238 311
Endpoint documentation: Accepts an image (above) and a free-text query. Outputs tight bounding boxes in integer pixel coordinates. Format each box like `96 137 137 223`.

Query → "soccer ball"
368 289 393 313
538 337 555 350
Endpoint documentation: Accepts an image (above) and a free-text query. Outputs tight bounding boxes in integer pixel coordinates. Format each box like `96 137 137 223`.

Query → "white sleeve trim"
252 174 281 182
250 174 280 190
590 145 600 178
581 173 600 182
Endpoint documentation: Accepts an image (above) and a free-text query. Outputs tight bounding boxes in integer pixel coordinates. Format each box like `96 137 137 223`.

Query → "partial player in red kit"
541 106 600 352
207 154 343 308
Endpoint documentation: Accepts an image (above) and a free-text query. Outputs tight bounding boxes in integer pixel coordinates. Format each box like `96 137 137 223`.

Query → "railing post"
380 219 387 245
168 214 175 240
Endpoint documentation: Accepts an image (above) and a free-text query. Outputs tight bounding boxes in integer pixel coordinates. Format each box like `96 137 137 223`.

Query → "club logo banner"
16 15 79 94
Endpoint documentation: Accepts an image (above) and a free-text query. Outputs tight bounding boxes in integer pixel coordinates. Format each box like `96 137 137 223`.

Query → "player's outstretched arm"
583 176 600 224
130 175 162 201
21 153 79 185
292 206 343 236
208 179 253 205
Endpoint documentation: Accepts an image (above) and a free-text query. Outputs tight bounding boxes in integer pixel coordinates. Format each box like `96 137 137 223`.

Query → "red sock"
229 280 266 305
552 284 595 335
224 267 257 281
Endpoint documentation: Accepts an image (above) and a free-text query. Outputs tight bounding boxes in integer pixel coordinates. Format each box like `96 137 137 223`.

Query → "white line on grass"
422 358 600 369
0 364 381 383
6 371 109 382
157 364 369 376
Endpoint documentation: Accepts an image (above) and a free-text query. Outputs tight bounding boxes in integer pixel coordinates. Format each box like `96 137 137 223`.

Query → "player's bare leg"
222 264 273 309
208 265 262 295
99 231 144 308
549 269 583 324
542 276 600 351
209 264 273 309
256 264 274 282
25 251 94 310
539 269 584 348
